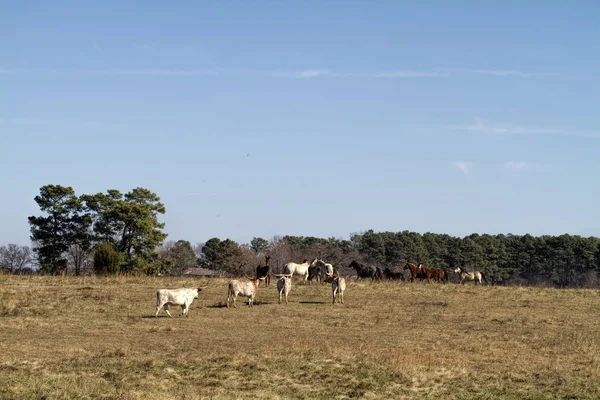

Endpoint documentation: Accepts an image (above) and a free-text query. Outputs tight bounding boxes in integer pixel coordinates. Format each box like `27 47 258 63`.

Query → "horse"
403 263 428 283
417 264 448 284
256 255 272 287
383 267 405 281
316 259 335 283
454 266 487 285
307 263 322 283
284 257 318 281
348 260 382 281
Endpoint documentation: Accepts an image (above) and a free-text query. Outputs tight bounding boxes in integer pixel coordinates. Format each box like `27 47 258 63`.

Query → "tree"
159 240 198 276
93 242 122 275
67 244 93 276
82 187 167 274
0 244 33 274
250 237 269 255
28 185 91 274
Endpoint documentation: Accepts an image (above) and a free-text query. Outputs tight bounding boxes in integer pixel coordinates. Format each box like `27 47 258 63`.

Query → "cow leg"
340 291 344 304
155 303 163 318
163 305 173 318
332 289 336 304
285 292 288 304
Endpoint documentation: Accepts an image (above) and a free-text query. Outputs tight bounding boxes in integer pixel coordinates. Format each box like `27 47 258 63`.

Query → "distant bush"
93 243 122 275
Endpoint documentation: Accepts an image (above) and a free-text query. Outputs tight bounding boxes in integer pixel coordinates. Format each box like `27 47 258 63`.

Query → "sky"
1 1 599 247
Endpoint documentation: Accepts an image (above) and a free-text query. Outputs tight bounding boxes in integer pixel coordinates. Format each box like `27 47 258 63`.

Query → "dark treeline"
9 185 600 288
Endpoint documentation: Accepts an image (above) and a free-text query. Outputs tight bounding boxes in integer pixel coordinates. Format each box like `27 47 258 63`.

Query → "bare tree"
67 244 94 276
0 244 33 274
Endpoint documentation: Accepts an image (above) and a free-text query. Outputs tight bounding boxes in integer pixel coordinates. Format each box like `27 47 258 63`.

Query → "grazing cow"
256 255 272 287
348 260 382 281
332 277 346 304
383 267 405 281
274 274 292 304
454 266 487 285
227 278 260 308
155 286 207 318
284 257 318 281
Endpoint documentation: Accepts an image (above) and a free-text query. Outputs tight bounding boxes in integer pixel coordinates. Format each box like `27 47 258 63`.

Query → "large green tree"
82 187 167 273
28 185 91 274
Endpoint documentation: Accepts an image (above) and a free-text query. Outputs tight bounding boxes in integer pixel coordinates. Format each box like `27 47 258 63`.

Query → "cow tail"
482 272 488 284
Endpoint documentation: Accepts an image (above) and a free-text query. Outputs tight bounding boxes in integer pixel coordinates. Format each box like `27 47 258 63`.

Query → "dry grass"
0 275 599 399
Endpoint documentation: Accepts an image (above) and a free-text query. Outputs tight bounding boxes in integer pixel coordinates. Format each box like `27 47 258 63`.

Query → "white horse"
454 266 487 285
317 259 334 283
284 257 318 280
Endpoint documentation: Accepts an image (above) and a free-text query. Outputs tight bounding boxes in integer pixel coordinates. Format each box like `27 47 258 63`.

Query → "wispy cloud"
0 68 24 74
0 67 533 80
0 117 122 131
455 118 600 138
279 69 447 79
451 161 473 176
468 69 530 77
503 161 540 170
85 68 217 77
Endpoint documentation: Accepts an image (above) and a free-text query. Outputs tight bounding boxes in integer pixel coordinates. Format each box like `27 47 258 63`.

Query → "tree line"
3 185 598 288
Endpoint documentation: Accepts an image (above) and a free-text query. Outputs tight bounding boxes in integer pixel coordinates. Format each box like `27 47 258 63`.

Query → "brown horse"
417 264 448 284
403 263 427 282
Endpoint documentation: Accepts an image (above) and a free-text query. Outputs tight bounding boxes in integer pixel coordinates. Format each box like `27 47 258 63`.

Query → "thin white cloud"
455 118 600 138
0 67 533 80
0 117 122 130
0 68 24 74
90 68 217 77
339 71 447 78
468 69 530 77
451 161 473 176
296 69 331 78
279 69 446 79
504 161 540 170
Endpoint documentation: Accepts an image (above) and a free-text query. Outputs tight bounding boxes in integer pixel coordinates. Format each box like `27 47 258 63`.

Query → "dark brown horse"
404 263 427 282
256 255 272 287
383 267 405 281
417 263 448 284
348 260 383 281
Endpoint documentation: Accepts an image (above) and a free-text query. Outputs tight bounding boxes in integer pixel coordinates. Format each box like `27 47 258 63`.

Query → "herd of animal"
155 256 488 318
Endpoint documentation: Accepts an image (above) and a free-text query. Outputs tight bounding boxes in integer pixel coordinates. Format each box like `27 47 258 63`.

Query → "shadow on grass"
206 301 272 308
299 301 327 304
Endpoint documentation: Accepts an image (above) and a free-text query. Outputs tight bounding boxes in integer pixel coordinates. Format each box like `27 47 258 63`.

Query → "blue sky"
1 1 599 246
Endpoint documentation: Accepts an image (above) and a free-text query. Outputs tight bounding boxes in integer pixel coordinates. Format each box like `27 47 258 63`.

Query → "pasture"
0 275 599 399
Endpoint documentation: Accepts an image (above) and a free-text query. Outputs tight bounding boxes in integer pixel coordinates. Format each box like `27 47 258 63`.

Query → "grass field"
0 275 599 399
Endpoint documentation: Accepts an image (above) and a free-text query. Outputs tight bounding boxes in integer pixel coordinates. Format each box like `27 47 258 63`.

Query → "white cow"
284 257 318 280
155 286 207 318
332 277 346 304
275 274 292 304
227 278 260 308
